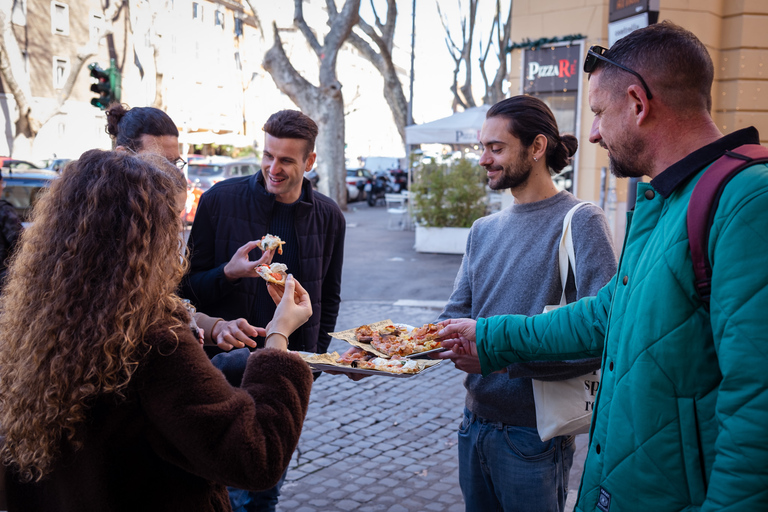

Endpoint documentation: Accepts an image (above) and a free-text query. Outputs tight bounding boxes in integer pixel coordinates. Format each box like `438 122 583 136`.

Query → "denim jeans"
458 408 576 512
228 467 288 512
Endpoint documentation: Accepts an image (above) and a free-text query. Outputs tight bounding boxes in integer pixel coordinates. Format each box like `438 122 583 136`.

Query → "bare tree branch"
294 0 323 57
262 22 321 112
489 0 513 104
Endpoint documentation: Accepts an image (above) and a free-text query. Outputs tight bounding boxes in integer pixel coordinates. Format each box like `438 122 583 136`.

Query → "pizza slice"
405 323 443 351
255 262 288 285
258 234 286 255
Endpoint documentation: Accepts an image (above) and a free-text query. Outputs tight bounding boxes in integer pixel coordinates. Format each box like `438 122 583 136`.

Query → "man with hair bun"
433 95 616 511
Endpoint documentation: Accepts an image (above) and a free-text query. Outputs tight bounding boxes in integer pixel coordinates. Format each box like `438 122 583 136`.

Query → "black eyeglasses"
583 45 653 100
172 157 187 171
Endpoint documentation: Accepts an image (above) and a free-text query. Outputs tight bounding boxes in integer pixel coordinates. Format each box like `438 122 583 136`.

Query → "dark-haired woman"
105 103 270 352
0 150 313 511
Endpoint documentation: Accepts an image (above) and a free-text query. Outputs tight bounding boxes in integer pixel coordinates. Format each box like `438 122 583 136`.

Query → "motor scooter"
365 171 396 206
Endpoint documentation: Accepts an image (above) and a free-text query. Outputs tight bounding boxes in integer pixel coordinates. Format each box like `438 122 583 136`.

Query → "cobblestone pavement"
278 205 588 512
279 300 588 512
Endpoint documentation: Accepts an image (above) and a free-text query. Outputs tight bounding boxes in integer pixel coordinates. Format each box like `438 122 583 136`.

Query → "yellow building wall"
509 0 768 245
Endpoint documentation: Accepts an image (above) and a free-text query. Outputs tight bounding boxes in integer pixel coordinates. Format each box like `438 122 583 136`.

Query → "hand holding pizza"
223 240 275 281
263 275 312 351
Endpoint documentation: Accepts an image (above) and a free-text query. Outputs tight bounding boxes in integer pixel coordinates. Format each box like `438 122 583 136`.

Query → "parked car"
185 157 259 223
43 158 72 173
0 168 60 225
346 168 373 202
0 158 40 172
187 157 258 192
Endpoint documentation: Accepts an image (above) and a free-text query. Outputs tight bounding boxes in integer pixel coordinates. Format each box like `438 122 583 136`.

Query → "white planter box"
414 226 470 254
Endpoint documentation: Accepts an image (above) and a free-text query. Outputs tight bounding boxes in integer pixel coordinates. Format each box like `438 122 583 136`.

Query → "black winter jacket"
181 173 345 354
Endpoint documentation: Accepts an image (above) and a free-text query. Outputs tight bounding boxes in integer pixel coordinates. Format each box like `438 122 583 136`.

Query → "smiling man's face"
261 134 316 204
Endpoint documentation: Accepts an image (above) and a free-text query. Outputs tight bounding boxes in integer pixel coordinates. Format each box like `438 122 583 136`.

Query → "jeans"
228 467 288 512
458 408 576 512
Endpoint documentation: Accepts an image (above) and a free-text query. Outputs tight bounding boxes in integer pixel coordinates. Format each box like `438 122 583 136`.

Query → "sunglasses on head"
583 45 653 100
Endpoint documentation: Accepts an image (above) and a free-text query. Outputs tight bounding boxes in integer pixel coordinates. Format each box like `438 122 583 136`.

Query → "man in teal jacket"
438 22 768 512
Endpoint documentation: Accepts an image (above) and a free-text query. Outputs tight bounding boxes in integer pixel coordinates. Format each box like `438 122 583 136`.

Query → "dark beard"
487 153 533 191
609 154 646 179
607 137 648 179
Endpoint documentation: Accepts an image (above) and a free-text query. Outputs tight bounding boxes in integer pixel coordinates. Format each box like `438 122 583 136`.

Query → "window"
234 51 242 71
50 2 69 36
89 12 104 44
214 9 224 29
234 17 243 37
192 2 203 22
52 57 70 89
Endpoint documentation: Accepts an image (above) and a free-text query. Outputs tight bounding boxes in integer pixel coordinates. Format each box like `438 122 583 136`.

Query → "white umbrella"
405 105 490 145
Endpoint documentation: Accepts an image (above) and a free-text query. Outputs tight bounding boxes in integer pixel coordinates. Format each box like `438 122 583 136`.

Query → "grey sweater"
438 191 617 426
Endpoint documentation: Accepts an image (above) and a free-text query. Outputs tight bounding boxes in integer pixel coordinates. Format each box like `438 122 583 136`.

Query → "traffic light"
88 59 121 110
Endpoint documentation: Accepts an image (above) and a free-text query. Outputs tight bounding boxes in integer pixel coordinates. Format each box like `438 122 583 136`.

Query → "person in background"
0 150 314 511
181 109 346 512
438 21 768 511
0 170 23 291
105 103 267 350
434 95 616 511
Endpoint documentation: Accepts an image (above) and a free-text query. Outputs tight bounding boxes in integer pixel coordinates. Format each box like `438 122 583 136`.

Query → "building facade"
506 0 768 245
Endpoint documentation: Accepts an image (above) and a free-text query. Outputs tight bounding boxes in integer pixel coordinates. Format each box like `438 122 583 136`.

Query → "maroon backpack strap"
688 144 768 309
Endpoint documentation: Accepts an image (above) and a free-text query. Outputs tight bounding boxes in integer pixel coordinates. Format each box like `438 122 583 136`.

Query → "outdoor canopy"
405 105 490 145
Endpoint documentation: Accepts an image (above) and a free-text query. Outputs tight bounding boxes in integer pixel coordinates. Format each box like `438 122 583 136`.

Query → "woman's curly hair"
0 149 188 482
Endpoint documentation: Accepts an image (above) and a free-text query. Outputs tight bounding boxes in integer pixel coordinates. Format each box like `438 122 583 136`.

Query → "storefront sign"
609 12 649 46
609 0 658 22
523 44 581 94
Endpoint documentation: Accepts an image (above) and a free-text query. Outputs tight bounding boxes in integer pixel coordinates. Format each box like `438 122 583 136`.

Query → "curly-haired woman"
0 150 313 511
105 103 272 352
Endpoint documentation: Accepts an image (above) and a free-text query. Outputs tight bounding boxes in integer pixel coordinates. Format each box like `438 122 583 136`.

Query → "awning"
405 105 490 145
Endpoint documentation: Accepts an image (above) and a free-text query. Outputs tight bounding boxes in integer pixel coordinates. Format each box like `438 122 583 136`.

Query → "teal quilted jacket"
477 130 768 511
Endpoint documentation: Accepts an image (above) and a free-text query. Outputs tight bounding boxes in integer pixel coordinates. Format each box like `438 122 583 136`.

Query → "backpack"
687 144 768 310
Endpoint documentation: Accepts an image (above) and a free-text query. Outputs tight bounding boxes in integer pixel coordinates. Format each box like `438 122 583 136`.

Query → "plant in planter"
411 158 487 228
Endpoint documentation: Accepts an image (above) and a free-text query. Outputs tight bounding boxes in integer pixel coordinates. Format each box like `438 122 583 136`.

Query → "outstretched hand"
223 240 275 281
435 318 482 374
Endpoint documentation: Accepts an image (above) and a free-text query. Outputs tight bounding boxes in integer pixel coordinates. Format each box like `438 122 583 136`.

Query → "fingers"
267 283 285 305
254 248 275 266
214 319 263 350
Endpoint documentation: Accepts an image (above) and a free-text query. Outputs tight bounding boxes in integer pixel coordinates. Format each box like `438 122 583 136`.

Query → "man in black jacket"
181 110 345 512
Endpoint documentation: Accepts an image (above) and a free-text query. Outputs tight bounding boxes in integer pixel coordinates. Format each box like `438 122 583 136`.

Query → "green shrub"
412 159 487 228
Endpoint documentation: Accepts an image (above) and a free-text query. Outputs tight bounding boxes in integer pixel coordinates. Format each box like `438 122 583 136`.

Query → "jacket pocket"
677 397 706 505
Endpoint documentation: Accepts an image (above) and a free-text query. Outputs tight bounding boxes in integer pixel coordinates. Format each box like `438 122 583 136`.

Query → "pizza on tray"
299 350 441 376
354 323 442 357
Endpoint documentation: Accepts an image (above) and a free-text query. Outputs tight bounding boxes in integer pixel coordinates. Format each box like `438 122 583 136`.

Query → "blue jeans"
228 467 288 512
458 408 575 512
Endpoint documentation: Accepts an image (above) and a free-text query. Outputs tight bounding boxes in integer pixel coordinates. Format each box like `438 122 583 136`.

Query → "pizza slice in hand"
255 262 288 285
258 234 286 255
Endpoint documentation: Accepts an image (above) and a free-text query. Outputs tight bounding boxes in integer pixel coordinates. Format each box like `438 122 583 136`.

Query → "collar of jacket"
252 173 315 219
650 126 760 199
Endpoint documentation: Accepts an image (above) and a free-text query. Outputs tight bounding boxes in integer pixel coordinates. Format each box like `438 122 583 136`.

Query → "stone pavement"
278 204 588 512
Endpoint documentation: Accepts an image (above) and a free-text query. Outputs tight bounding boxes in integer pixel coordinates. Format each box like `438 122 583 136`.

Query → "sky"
363 0 505 124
